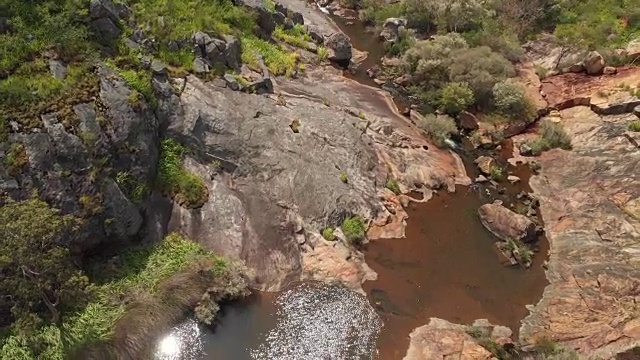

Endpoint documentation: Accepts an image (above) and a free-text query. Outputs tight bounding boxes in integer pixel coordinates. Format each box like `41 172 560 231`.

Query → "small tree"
0 198 89 336
439 82 475 115
492 79 537 122
418 114 458 147
342 216 366 244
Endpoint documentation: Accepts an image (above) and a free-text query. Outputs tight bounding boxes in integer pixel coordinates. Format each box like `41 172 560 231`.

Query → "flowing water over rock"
155 282 381 359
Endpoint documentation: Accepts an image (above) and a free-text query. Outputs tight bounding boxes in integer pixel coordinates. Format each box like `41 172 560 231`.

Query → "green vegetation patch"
385 178 401 195
0 230 227 358
417 114 457 148
342 215 366 244
273 24 313 50
241 36 300 76
322 227 336 241
628 120 640 132
524 121 572 156
158 138 208 208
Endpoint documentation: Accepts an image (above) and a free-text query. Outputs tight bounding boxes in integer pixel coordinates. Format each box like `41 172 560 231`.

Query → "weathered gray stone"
223 73 240 91
273 11 286 25
48 59 67 80
89 0 119 21
91 17 121 40
223 35 241 71
326 33 352 62
584 51 605 75
192 58 210 73
291 11 304 25
151 59 168 75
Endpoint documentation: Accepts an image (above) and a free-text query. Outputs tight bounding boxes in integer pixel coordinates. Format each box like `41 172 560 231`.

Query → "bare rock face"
522 105 640 358
478 202 537 242
584 51 605 75
474 155 496 175
403 318 495 360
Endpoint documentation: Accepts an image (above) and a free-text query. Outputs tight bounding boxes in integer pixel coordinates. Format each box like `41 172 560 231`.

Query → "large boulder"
474 156 496 175
584 51 605 75
326 33 353 62
379 18 407 43
89 0 119 21
457 110 479 131
403 318 496 360
625 37 640 60
478 202 537 242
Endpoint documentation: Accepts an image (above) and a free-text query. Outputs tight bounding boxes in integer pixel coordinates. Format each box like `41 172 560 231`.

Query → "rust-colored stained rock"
474 155 496 175
515 62 548 114
367 189 408 240
403 318 495 360
458 110 479 130
522 105 640 358
301 232 377 294
478 201 537 243
541 67 640 110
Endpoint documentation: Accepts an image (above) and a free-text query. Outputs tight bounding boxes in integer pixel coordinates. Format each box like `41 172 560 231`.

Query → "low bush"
273 24 313 50
342 215 366 244
340 172 349 184
524 121 572 155
489 165 504 181
417 114 458 147
157 138 208 207
492 79 537 123
241 36 299 77
439 82 475 115
628 120 640 132
322 228 336 241
385 178 401 195
384 28 415 57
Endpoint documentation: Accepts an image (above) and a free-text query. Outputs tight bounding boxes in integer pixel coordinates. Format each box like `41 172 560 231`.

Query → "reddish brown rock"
522 106 640 358
458 110 479 130
403 318 494 360
478 201 537 243
474 155 496 175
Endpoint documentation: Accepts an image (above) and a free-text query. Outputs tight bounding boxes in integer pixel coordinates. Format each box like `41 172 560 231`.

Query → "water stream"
154 6 550 359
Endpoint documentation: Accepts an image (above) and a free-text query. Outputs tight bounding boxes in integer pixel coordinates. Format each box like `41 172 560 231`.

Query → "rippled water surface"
155 282 381 359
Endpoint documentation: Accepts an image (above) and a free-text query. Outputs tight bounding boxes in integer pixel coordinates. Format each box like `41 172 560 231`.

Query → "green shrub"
340 172 349 183
417 114 458 147
385 178 401 195
628 120 640 132
342 215 366 244
5 142 28 174
492 79 537 122
359 0 406 26
158 138 208 207
322 228 336 241
273 25 313 50
384 28 415 57
241 36 299 76
524 121 572 155
439 82 475 115
449 46 515 107
489 165 504 181
317 47 330 60
119 69 157 110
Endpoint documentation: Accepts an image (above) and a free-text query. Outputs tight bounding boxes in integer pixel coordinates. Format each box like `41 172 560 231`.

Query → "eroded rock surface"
158 71 468 291
478 202 537 243
522 105 640 358
403 318 498 360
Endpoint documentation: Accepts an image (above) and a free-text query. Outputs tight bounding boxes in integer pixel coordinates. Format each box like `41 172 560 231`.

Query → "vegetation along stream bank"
1 0 639 359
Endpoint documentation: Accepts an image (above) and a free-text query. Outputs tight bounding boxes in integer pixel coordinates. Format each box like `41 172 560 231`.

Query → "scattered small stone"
150 59 168 75
603 66 617 75
49 59 68 80
223 73 240 91
475 175 489 183
519 143 533 156
507 175 521 184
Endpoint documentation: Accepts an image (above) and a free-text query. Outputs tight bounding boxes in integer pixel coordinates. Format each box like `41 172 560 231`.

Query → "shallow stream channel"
154 6 549 360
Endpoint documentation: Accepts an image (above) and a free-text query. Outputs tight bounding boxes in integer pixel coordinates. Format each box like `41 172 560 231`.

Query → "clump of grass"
273 24 313 50
5 142 28 175
523 121 572 155
79 194 104 216
489 165 504 181
628 120 640 132
385 178 401 195
322 227 336 241
506 238 533 266
241 36 299 77
322 98 330 106
317 46 330 60
340 172 349 183
157 138 208 208
342 215 366 244
119 69 157 110
290 119 301 133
